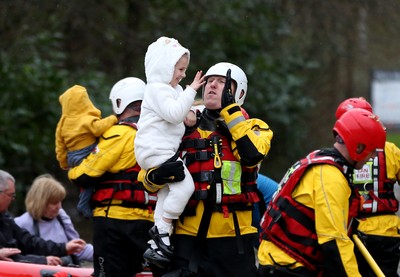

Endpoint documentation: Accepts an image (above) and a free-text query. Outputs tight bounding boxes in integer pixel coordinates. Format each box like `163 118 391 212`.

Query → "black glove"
147 160 185 185
221 69 234 108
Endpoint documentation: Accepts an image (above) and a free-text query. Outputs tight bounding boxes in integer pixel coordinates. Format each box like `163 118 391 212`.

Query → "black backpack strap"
32 219 40 237
56 215 80 266
34 215 80 266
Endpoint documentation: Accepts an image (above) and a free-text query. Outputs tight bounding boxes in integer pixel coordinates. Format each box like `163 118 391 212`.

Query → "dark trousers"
93 216 163 277
163 233 258 277
354 232 400 277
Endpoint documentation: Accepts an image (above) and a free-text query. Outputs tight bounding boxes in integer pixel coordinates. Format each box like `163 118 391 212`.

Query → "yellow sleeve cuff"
139 168 166 193
220 104 246 132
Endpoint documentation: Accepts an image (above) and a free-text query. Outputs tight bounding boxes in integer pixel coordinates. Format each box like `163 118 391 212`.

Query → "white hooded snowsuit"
135 37 195 221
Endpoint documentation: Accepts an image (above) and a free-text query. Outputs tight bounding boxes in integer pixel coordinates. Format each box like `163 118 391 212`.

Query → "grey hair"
0 170 15 191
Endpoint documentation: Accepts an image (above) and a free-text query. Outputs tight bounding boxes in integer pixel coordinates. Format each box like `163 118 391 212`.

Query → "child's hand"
184 110 197 127
189 71 206 91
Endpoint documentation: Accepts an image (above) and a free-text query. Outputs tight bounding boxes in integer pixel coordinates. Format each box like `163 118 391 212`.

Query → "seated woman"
15 174 93 266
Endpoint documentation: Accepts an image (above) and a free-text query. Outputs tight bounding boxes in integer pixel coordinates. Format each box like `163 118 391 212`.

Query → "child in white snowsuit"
135 36 204 267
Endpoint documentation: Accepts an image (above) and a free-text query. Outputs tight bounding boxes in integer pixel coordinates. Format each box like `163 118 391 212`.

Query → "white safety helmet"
204 62 248 106
109 77 145 115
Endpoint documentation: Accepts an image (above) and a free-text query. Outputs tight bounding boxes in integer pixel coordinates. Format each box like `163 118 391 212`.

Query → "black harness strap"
255 188 267 218
188 138 222 273
188 183 215 273
232 211 244 254
187 134 246 273
180 138 211 150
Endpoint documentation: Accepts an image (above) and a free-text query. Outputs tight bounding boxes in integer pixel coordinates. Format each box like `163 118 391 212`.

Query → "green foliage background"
387 133 400 148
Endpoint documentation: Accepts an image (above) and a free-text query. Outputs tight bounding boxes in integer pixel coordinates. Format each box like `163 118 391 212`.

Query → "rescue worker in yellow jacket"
335 97 400 277
258 108 386 276
140 62 274 276
68 77 184 277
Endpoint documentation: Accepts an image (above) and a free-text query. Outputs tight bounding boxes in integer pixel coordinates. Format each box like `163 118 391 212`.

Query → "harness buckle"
194 139 208 149
211 136 222 168
195 151 211 161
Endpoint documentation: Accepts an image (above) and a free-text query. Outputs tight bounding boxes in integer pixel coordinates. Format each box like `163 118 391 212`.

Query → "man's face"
203 76 236 110
0 179 15 213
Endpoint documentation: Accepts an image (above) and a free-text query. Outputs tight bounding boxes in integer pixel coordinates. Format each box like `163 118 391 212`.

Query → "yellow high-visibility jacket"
258 163 361 276
357 141 400 237
69 118 153 221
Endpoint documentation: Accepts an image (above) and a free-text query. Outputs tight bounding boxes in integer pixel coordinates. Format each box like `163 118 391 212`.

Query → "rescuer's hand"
221 69 234 108
147 160 185 185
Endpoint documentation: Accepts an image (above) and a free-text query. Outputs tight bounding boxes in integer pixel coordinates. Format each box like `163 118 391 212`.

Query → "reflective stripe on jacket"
180 129 258 217
353 149 398 216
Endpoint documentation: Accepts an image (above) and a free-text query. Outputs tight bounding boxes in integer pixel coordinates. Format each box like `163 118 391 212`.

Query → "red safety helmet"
335 97 373 119
333 108 386 161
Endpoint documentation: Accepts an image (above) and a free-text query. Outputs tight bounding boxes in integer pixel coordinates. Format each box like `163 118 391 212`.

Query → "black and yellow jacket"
140 103 273 238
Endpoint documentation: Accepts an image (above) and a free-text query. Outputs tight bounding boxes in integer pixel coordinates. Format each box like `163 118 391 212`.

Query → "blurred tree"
139 0 315 176
278 0 400 151
0 36 66 211
2 0 400 216
0 0 310 184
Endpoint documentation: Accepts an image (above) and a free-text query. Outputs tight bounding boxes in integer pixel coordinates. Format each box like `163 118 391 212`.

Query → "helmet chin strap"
334 142 355 167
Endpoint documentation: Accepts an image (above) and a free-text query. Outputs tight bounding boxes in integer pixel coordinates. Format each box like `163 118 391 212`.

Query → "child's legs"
151 187 172 247
149 161 192 251
154 187 168 226
77 187 93 218
163 164 194 220
79 187 93 200
67 143 96 167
